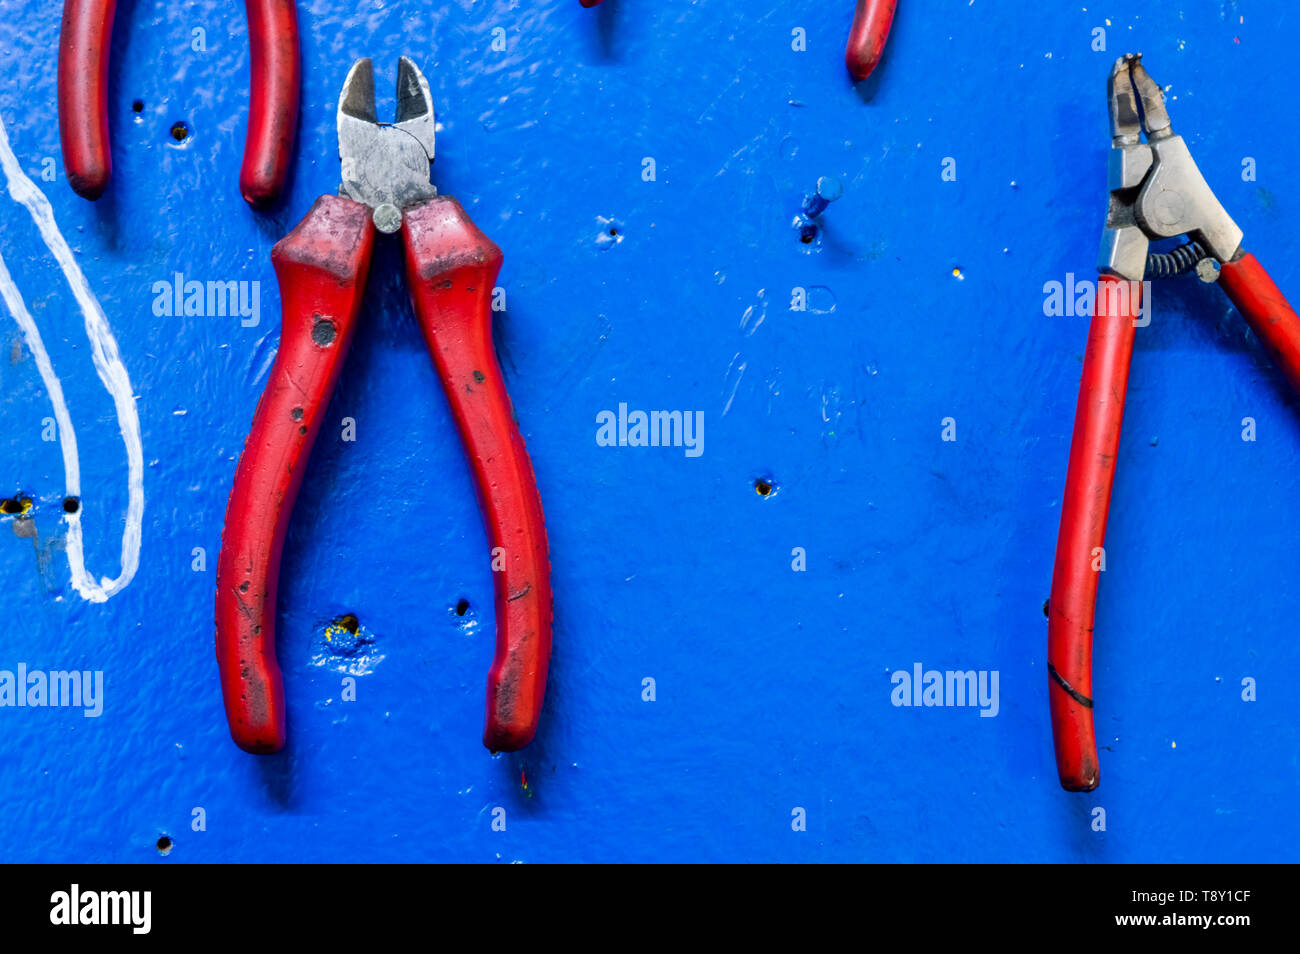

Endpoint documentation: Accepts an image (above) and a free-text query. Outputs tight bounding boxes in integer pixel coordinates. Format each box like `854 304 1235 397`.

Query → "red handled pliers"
845 0 897 82
1049 55 1300 791
57 0 299 204
214 57 552 754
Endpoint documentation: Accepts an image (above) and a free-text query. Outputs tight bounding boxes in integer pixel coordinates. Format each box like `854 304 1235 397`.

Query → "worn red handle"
241 0 300 206
402 197 552 752
58 0 117 199
1220 253 1300 395
215 195 375 753
845 0 897 81
1048 274 1142 792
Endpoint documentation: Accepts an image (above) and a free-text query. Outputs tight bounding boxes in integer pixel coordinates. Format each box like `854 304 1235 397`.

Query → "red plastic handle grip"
1219 253 1300 396
240 0 300 206
58 0 117 199
845 0 897 81
215 195 375 753
402 197 553 752
1048 274 1142 792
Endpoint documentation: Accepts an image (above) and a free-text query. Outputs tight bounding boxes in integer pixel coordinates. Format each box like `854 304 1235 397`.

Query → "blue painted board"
0 0 1295 862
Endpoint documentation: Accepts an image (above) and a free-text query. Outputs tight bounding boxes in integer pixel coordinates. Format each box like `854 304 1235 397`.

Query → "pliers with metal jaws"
214 57 552 754
1049 54 1300 791
58 0 299 204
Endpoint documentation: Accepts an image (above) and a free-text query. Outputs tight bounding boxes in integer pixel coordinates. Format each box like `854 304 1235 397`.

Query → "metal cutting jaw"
337 56 439 233
1099 53 1243 281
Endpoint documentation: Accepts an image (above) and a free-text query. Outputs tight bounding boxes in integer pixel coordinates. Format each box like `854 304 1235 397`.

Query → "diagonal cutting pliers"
58 0 299 204
1048 54 1300 791
214 57 553 754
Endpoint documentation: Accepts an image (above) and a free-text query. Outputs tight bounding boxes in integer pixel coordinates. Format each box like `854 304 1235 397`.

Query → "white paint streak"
0 114 144 602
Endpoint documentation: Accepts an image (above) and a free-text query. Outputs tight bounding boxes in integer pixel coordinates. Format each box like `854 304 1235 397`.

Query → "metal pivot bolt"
373 203 402 233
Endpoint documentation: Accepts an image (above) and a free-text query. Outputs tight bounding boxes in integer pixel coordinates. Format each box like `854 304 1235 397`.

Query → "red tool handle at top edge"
58 0 117 199
215 195 375 753
845 0 897 81
240 0 300 206
1048 274 1143 792
1219 253 1300 396
402 196 553 753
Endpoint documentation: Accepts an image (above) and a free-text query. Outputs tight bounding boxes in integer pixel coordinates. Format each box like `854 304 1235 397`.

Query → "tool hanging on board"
1048 54 1300 792
57 0 299 204
845 0 897 81
214 57 553 754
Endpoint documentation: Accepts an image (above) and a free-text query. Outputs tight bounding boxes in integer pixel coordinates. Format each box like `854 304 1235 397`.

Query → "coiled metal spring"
1146 240 1207 279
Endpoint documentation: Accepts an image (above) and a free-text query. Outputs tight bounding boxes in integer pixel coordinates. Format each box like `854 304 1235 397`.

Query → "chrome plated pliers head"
1099 53 1243 281
337 56 439 234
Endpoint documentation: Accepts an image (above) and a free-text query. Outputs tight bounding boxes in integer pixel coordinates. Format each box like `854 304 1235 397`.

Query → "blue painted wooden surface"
0 0 1296 861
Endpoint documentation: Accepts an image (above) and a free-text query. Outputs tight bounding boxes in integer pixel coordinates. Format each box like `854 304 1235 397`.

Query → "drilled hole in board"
131 99 144 113
0 497 29 515
62 496 80 514
754 478 774 497
455 599 470 617
156 835 173 856
170 121 189 142
336 613 360 635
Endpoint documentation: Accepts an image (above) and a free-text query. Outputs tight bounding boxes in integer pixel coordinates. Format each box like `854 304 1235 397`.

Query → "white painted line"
0 114 144 602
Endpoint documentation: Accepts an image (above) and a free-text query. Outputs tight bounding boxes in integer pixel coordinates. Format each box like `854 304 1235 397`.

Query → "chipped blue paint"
0 0 1297 862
